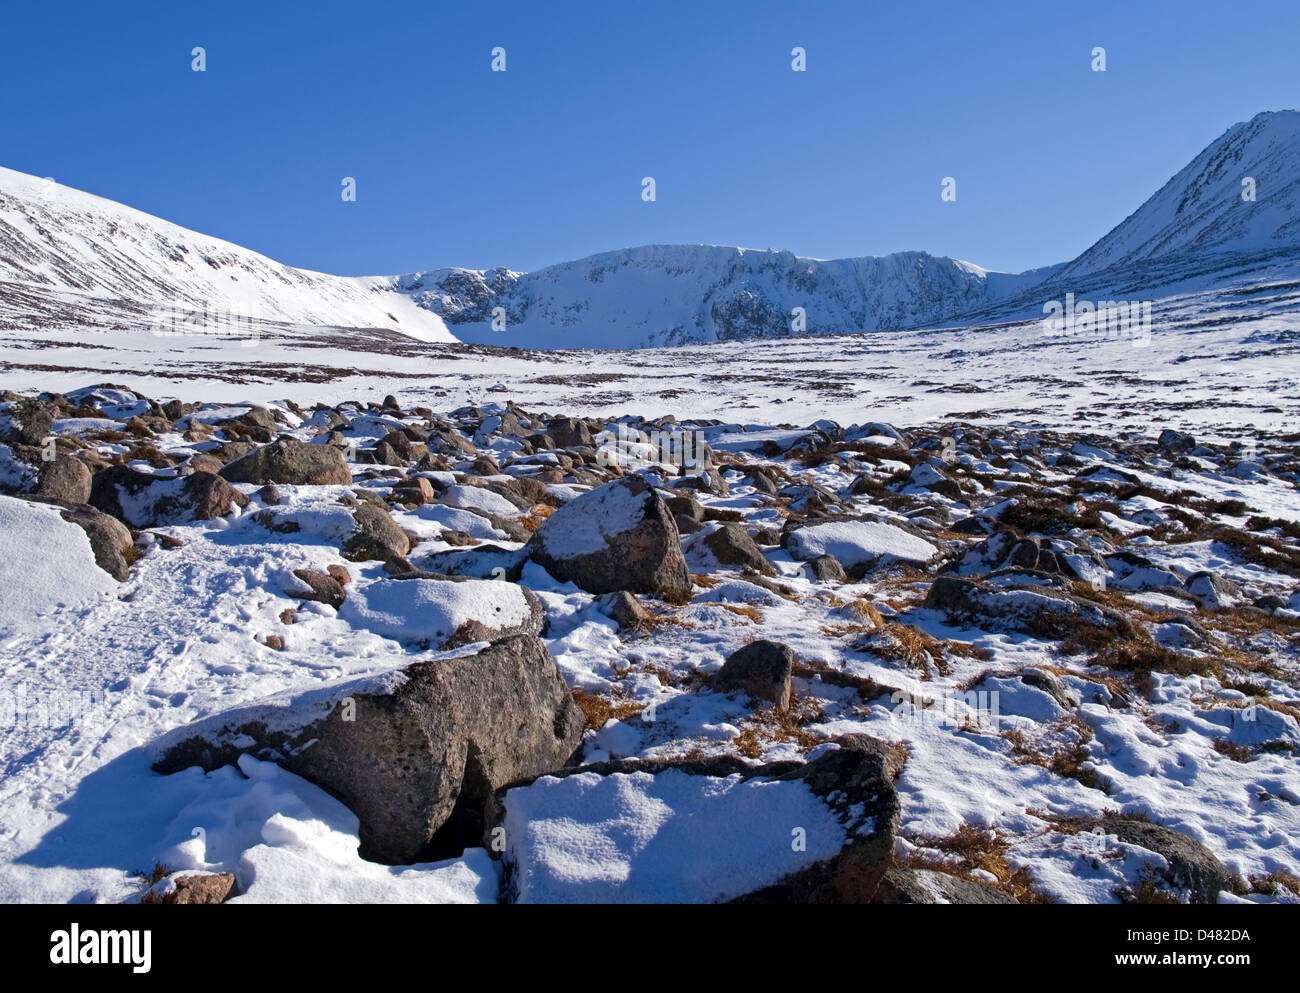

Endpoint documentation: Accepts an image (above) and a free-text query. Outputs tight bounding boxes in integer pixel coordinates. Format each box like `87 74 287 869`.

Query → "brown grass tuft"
1002 714 1105 791
733 696 827 758
571 689 646 731
901 824 1051 904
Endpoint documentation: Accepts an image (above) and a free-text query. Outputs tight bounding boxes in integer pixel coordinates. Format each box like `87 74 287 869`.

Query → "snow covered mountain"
0 166 455 342
1 111 1296 351
388 247 1057 350
1057 110 1300 282
393 110 1300 347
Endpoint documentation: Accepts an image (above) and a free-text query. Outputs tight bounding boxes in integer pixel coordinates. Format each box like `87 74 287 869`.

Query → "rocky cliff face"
390 245 1036 349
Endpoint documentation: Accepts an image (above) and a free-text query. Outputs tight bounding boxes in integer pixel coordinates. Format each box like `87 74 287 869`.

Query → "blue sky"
2 1 1297 276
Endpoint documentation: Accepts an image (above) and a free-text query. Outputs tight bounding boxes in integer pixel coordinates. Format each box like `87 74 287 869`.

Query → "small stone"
141 871 237 905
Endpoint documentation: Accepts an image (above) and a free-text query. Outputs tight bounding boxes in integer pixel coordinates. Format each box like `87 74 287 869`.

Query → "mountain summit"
1057 110 1300 281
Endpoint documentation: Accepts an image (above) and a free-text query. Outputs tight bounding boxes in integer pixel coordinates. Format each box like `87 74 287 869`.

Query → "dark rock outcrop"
220 438 352 486
151 633 585 864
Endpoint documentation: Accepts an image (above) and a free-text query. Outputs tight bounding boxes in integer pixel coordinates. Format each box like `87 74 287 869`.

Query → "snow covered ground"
0 379 1297 904
3 259 1297 446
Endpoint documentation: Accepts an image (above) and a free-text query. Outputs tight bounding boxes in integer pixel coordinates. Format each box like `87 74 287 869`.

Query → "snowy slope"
1055 110 1300 282
0 166 455 342
389 246 1052 349
3 261 1298 442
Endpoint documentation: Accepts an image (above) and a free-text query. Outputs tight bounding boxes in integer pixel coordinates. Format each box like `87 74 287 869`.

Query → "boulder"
379 430 415 461
785 519 938 576
546 417 593 448
1106 551 1185 592
733 735 903 905
950 528 1048 575
390 476 435 506
674 513 703 535
369 440 405 467
807 553 848 583
502 474 553 507
187 453 226 475
711 640 795 710
664 494 705 522
36 455 93 504
744 469 780 495
1157 429 1195 453
140 871 237 906
526 475 691 600
0 398 55 446
338 575 544 649
1185 570 1242 609
1055 815 1232 904
415 543 530 582
594 590 649 631
874 867 1018 904
341 504 410 561
89 465 248 527
439 483 525 518
924 575 1137 639
950 516 993 535
38 499 136 580
485 733 904 904
904 462 963 500
219 437 351 486
150 633 584 864
285 568 346 609
215 440 259 464
693 522 776 576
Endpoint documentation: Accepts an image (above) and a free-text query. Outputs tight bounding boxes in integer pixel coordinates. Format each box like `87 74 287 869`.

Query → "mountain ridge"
1 110 1296 349
0 166 455 342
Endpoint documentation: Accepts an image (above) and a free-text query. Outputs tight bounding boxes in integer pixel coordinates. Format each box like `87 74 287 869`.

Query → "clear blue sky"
2 0 1296 277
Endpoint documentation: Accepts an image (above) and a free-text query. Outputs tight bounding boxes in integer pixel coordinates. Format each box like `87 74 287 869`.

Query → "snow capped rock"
439 483 524 518
499 768 845 903
527 476 692 598
338 577 542 648
786 520 938 571
151 635 583 865
494 736 902 904
0 495 117 630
